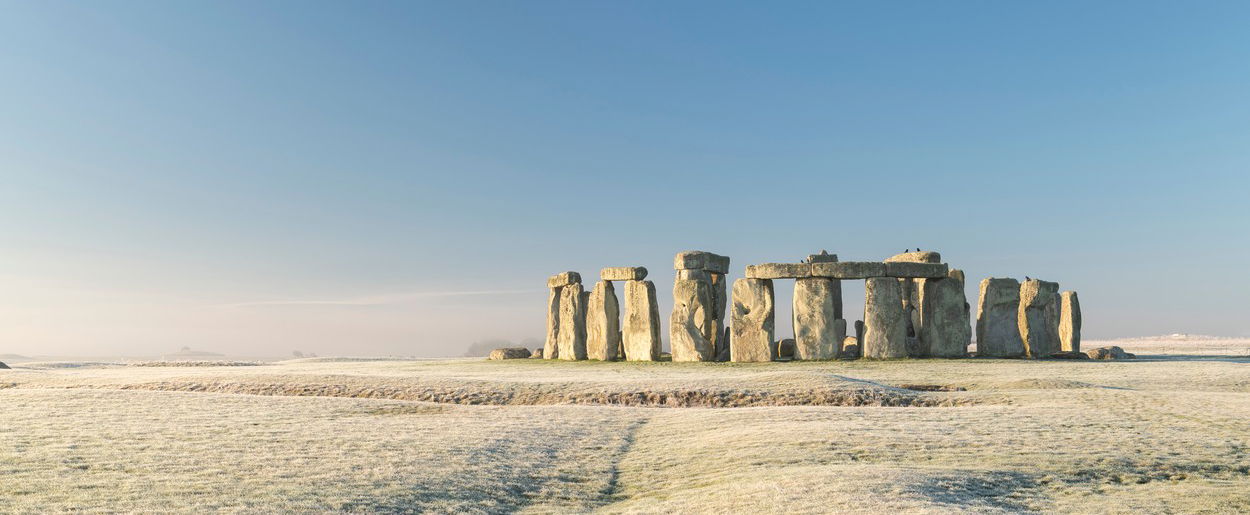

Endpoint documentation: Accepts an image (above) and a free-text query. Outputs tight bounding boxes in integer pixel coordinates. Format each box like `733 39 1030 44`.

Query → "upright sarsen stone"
557 283 587 360
731 278 774 362
921 269 971 358
1019 279 1061 358
793 277 839 360
976 278 1024 358
585 281 621 361
1059 291 1082 352
671 275 714 362
709 272 728 359
544 286 561 359
623 280 662 361
863 277 907 358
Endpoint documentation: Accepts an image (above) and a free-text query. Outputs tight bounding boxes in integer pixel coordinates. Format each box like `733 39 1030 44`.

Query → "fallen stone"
623 280 662 361
1049 351 1090 360
1019 279 1061 358
489 348 532 360
806 250 839 263
585 281 621 361
547 271 581 288
776 338 796 360
0 361 8 369
531 349 544 358
976 278 1024 358
810 261 886 279
557 283 587 360
863 277 908 358
1060 291 1082 353
921 270 971 358
792 277 839 360
841 337 860 359
670 275 714 361
600 267 647 281
885 251 942 263
1086 346 1133 360
884 262 949 279
544 286 561 359
730 278 774 362
745 263 811 279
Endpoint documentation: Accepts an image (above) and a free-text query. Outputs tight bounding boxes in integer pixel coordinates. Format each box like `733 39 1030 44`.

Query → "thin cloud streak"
215 289 542 308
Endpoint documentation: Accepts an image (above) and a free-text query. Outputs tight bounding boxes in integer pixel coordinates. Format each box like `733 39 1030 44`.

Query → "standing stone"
544 287 561 359
623 280 662 361
671 275 714 362
921 269 971 358
730 278 774 362
557 283 587 360
793 277 839 360
976 278 1024 358
1018 279 1061 358
833 318 847 358
709 272 728 358
863 277 907 358
854 320 864 345
807 252 843 319
1059 291 1082 352
585 281 621 361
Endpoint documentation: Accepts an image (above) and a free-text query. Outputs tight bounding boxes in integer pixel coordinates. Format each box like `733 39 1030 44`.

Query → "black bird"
1025 276 1031 281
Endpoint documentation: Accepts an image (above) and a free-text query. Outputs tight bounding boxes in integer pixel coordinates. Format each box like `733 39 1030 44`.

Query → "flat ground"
2 337 1249 514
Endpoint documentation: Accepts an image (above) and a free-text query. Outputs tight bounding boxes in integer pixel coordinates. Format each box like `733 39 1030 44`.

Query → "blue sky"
2 1 1248 357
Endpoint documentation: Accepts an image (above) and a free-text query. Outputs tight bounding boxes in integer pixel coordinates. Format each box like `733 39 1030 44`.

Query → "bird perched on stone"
1025 276 1031 281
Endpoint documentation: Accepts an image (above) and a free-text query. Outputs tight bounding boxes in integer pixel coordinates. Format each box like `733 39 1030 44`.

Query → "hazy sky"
2 1 1249 357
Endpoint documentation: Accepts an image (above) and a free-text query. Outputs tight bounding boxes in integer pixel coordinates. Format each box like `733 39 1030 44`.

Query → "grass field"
2 337 1249 513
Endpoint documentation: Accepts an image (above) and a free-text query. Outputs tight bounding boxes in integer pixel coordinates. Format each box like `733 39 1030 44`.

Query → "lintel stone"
744 263 811 279
884 262 948 279
601 266 647 281
810 261 886 279
547 271 582 288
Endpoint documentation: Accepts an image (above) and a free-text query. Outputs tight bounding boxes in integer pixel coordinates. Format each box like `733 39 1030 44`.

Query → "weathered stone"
1049 351 1090 360
556 283 587 360
1019 279 1061 358
674 251 708 270
885 251 942 264
854 320 864 345
600 267 647 281
585 281 621 361
531 349 544 358
833 319 847 358
705 254 730 275
670 275 714 362
920 270 971 358
547 271 581 288
792 278 839 360
841 337 860 359
1060 291 1081 353
0 361 9 369
884 262 948 279
488 347 532 360
674 251 728 272
709 272 728 358
976 278 1024 358
1086 346 1133 360
811 261 886 279
745 263 811 279
806 251 839 263
776 339 796 360
863 277 908 358
716 328 731 362
676 269 710 282
623 280 662 361
544 287 561 359
730 278 774 362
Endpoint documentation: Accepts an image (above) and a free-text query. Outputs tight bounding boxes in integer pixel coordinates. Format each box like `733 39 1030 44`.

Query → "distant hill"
162 349 226 359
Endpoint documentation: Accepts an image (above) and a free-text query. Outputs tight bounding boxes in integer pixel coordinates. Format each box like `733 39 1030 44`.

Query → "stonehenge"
1059 291 1082 352
541 249 1077 364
